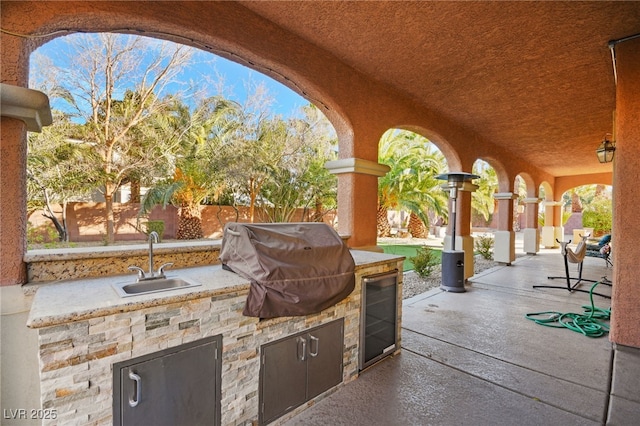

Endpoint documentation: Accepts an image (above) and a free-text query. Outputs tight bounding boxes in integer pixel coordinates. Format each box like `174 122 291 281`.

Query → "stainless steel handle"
297 337 307 361
158 262 173 275
128 371 141 407
128 266 145 279
363 271 398 287
309 335 319 357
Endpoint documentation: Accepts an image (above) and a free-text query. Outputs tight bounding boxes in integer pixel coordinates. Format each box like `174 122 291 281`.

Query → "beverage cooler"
360 270 398 370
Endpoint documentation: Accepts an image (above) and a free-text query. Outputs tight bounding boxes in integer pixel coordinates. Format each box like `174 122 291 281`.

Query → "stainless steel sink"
112 277 201 297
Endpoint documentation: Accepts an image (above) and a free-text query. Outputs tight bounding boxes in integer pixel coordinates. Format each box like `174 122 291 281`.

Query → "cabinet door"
307 319 344 400
117 338 219 426
260 335 308 424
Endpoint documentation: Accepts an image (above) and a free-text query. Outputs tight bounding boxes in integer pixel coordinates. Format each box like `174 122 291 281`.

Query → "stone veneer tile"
43 384 99 409
38 321 88 338
178 318 199 329
73 361 108 384
40 363 88 383
89 317 130 334
39 338 74 355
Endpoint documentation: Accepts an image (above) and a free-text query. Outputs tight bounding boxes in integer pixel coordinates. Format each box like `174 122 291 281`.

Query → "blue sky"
33 33 309 118
184 48 310 117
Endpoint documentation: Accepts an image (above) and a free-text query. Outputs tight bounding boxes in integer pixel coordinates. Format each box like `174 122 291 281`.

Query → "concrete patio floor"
284 248 615 425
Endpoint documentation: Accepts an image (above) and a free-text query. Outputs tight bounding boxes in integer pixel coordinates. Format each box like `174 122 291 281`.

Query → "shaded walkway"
284 252 613 425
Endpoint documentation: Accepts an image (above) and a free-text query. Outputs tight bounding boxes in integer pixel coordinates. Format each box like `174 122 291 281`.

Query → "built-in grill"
219 222 355 319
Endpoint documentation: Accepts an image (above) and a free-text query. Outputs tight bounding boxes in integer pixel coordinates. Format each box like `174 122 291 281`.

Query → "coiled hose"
525 281 611 338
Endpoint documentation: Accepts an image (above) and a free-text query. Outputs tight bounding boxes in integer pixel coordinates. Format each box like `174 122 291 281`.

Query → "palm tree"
471 161 498 224
378 131 407 236
139 96 241 239
378 130 448 238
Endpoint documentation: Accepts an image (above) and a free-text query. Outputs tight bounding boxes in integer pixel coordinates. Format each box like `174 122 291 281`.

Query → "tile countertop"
26 250 403 329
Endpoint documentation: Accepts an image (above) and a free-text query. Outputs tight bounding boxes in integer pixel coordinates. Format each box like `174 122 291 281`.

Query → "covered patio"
285 247 619 425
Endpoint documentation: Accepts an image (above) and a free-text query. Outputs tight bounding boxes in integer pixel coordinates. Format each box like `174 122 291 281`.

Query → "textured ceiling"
240 1 640 177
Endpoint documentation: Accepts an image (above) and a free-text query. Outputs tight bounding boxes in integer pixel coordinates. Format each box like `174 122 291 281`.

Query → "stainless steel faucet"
128 231 173 281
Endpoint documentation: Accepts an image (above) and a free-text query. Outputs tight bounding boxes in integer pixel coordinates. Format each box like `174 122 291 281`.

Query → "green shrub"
582 198 612 236
410 246 439 278
144 220 165 242
474 234 494 260
27 221 60 248
27 221 77 249
26 221 45 248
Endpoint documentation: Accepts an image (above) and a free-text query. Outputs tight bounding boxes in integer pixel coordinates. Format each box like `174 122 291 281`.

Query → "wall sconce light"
596 136 616 163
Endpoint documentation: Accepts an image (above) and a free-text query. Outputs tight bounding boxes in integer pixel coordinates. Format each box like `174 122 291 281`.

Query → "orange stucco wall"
610 38 640 348
0 118 29 285
555 173 613 200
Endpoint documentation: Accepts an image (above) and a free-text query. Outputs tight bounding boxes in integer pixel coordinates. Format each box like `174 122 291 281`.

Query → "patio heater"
436 172 479 292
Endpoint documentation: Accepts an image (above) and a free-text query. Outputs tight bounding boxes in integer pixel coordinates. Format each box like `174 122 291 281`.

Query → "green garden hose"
525 281 611 338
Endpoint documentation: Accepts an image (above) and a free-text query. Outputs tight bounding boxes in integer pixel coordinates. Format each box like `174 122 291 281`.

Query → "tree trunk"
41 187 67 242
571 191 582 212
130 180 141 203
249 178 257 223
377 206 391 237
176 203 204 240
408 212 427 238
104 183 116 244
312 199 323 222
61 200 69 242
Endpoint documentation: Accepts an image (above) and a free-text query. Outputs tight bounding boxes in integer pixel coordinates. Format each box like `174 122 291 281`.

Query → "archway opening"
561 184 613 240
376 128 448 240
470 159 498 231
26 32 340 246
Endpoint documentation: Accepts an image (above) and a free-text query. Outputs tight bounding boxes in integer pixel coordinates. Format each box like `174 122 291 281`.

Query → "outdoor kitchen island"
26 250 403 425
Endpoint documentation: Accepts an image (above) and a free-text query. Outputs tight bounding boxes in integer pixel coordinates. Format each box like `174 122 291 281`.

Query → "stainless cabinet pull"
297 337 307 361
128 371 141 407
309 335 319 357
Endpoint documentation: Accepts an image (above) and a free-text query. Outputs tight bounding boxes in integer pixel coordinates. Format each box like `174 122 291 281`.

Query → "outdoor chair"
533 235 611 299
586 234 612 267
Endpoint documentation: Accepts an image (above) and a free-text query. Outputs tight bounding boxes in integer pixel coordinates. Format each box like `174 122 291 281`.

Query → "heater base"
440 250 465 293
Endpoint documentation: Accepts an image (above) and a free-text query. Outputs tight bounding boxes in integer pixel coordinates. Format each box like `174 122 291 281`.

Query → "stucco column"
606 36 640 424
0 118 29 285
443 182 476 279
326 158 389 250
493 192 517 264
1 30 34 285
610 38 640 349
0 84 53 285
522 197 540 254
541 200 562 248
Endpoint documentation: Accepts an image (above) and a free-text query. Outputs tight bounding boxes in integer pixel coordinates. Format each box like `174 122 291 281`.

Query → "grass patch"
378 244 442 271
